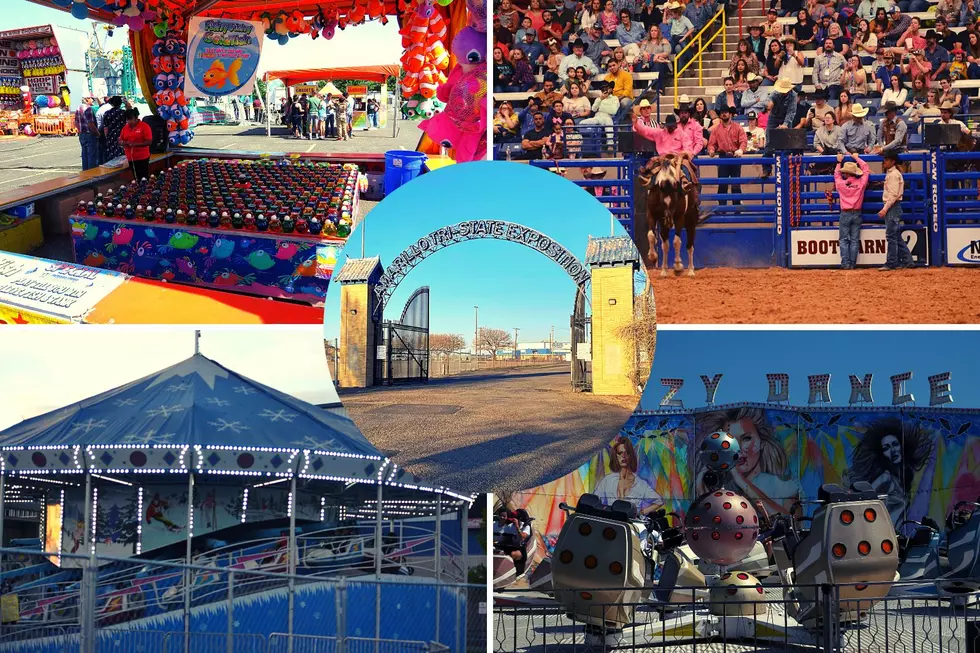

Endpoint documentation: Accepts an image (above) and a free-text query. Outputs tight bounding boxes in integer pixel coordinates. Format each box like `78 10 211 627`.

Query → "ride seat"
818 484 848 504
610 499 638 522
849 481 878 501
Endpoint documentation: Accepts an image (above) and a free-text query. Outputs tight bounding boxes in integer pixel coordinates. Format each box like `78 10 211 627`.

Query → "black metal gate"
374 287 430 386
570 292 592 392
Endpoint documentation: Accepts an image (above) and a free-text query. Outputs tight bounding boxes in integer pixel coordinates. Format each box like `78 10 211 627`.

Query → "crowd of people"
494 0 980 161
277 92 373 141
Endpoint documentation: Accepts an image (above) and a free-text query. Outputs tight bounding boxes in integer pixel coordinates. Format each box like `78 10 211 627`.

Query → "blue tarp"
0 355 378 457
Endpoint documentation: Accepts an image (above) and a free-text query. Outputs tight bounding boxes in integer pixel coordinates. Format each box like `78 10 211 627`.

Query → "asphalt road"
0 112 423 193
338 363 639 495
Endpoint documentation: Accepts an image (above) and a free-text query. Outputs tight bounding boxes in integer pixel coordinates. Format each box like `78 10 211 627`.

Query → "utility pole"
513 328 520 360
550 325 554 361
474 306 479 360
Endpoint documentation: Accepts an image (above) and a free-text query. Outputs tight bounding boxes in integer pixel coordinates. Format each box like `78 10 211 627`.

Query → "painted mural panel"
906 410 980 527
96 485 138 558
192 485 243 534
141 484 190 552
511 413 691 549
693 406 801 517
60 487 87 567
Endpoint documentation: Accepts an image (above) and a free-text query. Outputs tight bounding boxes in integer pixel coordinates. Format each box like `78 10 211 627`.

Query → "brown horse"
635 153 700 294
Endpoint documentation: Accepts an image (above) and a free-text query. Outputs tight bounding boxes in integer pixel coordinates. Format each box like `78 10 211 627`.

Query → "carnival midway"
0 329 484 653
0 0 486 325
492 329 980 653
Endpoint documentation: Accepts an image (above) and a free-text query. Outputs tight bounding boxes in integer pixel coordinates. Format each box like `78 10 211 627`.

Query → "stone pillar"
586 236 640 397
335 257 383 388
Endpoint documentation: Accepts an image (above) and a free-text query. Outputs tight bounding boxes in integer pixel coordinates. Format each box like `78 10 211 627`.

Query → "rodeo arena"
0 347 484 653
491 369 980 653
493 0 980 321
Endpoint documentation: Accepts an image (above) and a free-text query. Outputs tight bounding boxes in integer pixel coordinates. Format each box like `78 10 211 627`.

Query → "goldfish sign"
184 17 263 99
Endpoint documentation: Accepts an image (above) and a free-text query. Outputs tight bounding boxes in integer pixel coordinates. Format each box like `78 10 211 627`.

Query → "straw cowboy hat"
666 1 684 10
940 100 960 112
582 167 608 179
550 166 568 176
674 94 692 112
774 78 795 93
746 72 761 83
840 161 864 177
850 103 869 117
638 98 653 108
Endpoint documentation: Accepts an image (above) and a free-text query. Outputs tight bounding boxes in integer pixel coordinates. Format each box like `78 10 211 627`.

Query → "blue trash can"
384 150 427 196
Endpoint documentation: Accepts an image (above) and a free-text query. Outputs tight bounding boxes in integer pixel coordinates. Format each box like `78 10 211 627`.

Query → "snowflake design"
299 601 307 608
146 405 185 419
205 397 231 407
233 621 241 629
233 385 257 395
113 398 138 407
314 612 322 620
121 430 175 445
259 409 297 423
69 418 108 434
165 383 192 392
208 419 249 434
293 435 341 450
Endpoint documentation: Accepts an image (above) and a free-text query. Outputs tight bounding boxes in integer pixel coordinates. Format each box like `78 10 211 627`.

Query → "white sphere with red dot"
700 430 740 473
684 489 760 565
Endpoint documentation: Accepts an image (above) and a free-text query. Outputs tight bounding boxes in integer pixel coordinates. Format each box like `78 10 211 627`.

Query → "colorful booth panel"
69 216 343 306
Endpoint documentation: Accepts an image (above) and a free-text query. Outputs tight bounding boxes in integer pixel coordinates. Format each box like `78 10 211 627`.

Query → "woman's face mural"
615 443 630 470
728 417 761 474
881 434 902 465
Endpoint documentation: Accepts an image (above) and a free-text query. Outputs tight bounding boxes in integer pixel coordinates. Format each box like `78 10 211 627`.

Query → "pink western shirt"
632 118 705 156
834 157 871 210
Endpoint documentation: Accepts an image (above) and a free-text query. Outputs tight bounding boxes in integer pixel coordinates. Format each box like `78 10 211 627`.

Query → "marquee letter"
700 374 723 404
891 372 914 406
660 378 684 408
929 372 954 407
808 374 832 405
848 374 874 404
766 373 789 403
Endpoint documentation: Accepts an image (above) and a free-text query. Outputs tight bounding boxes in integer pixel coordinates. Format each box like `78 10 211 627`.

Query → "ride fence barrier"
429 356 567 379
529 155 635 225
494 579 980 653
0 548 483 653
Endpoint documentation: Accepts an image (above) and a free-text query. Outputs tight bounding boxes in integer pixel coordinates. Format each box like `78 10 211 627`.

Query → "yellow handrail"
672 7 728 107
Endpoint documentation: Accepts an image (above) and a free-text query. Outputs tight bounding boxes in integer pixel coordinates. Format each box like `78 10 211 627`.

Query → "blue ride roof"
0 354 378 458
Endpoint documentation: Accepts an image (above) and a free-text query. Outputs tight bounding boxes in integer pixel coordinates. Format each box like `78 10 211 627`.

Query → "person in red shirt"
118 108 153 181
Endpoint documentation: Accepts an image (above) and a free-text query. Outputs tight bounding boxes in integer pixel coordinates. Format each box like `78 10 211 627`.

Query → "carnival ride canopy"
265 65 401 87
0 354 376 457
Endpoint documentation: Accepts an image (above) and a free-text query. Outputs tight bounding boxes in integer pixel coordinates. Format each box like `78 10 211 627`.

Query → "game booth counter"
0 23 89 137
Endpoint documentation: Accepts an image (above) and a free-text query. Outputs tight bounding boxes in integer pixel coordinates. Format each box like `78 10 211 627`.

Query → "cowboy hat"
881 101 899 113
666 1 684 9
582 167 608 179
550 167 568 175
637 98 653 108
746 72 761 83
851 103 869 117
774 78 795 93
940 100 960 112
840 161 864 177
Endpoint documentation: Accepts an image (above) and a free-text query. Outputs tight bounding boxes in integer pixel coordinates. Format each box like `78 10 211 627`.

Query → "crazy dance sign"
184 17 263 98
373 220 591 311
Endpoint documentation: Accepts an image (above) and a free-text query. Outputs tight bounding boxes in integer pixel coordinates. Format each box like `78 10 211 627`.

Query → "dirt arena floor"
651 267 980 323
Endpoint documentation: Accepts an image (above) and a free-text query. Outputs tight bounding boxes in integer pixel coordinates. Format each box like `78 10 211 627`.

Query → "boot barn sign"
790 227 929 267
658 372 956 408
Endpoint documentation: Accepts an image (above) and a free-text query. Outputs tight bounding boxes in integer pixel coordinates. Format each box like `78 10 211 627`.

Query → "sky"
639 329 980 410
0 327 341 431
1 4 403 79
323 161 628 348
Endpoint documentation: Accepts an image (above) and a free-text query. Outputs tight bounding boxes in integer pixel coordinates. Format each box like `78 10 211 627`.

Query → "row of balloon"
34 95 64 108
12 38 61 59
151 29 193 147
22 59 67 78
399 0 452 100
251 1 395 45
0 78 23 108
51 0 184 32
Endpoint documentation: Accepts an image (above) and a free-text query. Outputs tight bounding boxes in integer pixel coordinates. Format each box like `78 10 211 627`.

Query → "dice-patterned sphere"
700 430 740 473
708 571 768 617
684 490 759 565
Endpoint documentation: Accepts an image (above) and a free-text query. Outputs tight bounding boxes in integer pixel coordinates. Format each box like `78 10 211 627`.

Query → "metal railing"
0 548 483 653
494 579 980 653
673 7 729 106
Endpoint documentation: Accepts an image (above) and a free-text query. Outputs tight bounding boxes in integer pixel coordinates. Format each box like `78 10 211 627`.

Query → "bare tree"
429 333 466 357
478 327 513 361
615 295 657 395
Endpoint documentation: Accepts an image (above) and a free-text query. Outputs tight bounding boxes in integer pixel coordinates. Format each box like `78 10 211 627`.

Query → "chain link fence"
429 357 567 379
0 548 485 653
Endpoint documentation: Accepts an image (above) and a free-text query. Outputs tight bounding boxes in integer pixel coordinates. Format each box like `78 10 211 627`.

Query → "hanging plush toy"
418 0 486 162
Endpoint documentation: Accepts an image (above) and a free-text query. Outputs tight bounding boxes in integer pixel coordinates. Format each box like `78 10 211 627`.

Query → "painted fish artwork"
202 58 242 90
70 218 336 306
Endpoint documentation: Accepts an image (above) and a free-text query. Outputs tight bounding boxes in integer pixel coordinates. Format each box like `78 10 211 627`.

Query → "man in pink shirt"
834 152 870 269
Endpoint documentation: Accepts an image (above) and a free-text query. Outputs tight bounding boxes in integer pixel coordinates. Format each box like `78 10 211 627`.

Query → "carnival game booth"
0 24 88 137
0 354 474 651
265 67 396 136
